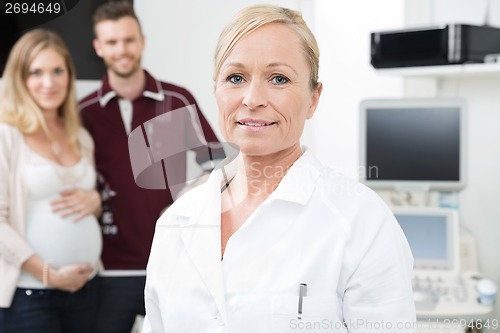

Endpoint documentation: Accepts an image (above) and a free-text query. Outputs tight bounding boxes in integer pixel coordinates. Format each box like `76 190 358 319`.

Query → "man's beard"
105 57 141 79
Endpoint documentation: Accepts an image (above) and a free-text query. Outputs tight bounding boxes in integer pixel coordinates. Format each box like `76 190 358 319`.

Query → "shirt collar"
171 148 323 219
98 70 165 107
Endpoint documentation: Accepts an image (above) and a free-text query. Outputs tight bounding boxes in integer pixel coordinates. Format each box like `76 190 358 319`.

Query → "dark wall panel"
1 0 132 80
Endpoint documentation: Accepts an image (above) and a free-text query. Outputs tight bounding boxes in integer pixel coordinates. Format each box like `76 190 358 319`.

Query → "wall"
135 0 308 179
311 0 404 177
405 0 500 329
440 77 500 331
137 0 404 178
137 0 304 140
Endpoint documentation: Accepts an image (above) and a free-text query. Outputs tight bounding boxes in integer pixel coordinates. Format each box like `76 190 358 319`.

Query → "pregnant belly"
25 207 102 268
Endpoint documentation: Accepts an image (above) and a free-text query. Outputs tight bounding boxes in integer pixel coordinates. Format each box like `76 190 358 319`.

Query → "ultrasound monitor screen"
365 107 460 182
360 99 467 191
395 214 448 261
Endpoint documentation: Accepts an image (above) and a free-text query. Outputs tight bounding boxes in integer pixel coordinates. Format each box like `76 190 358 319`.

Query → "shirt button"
25 290 32 296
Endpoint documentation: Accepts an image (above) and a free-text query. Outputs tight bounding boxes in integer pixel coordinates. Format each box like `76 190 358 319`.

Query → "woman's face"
215 23 321 158
26 47 69 114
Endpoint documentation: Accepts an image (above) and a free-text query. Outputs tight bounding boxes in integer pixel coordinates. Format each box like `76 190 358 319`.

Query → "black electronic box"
371 24 500 68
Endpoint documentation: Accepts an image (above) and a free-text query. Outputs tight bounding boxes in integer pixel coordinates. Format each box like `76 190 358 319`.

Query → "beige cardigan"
0 122 95 308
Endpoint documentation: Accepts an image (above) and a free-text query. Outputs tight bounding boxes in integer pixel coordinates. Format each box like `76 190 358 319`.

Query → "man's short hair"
93 1 141 33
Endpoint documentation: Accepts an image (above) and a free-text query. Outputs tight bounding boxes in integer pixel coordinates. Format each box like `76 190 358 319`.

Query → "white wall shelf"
375 63 500 78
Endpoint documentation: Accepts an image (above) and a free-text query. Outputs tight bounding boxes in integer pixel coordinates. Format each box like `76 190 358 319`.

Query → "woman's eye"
54 67 66 75
271 75 289 85
227 75 244 85
29 70 42 77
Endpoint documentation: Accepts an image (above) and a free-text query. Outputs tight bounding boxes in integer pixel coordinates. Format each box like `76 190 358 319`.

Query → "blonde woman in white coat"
143 5 416 333
0 29 102 332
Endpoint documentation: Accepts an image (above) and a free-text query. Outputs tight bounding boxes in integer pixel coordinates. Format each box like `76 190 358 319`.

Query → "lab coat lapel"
179 174 227 322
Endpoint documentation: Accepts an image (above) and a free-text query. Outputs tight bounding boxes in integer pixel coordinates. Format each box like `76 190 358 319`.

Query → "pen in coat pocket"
298 283 307 319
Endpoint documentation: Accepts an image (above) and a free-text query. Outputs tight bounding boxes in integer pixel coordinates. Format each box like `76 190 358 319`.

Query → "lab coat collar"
172 148 322 219
263 149 321 206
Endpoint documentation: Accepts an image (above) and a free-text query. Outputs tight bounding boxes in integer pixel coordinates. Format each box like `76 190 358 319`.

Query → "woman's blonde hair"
0 29 81 153
214 4 320 90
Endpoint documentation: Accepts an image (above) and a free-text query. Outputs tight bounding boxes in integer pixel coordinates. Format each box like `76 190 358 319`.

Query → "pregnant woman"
0 29 102 333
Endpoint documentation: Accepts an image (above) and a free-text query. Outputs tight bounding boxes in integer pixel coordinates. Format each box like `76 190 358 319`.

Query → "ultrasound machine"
359 99 495 328
392 207 491 319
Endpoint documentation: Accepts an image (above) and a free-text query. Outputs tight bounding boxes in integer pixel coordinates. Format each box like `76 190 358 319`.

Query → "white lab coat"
142 151 416 333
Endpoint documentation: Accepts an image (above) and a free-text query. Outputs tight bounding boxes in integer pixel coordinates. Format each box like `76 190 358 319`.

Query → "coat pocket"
271 295 346 332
